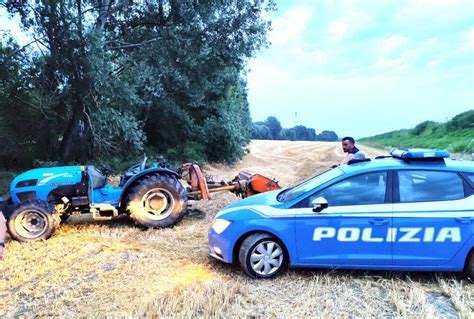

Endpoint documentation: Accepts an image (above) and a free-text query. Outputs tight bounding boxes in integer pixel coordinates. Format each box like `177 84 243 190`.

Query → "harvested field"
1 140 473 318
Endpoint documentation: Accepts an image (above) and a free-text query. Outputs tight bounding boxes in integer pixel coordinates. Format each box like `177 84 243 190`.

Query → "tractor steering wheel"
101 163 113 175
139 155 148 172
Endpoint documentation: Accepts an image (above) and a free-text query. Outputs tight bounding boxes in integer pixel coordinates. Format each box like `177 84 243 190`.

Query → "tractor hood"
10 166 84 204
11 166 83 189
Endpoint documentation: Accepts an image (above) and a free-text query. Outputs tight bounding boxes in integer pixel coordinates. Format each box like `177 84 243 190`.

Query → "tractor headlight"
211 219 232 234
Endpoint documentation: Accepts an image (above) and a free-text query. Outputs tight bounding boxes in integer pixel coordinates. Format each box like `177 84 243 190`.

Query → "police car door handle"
369 218 389 226
455 217 473 224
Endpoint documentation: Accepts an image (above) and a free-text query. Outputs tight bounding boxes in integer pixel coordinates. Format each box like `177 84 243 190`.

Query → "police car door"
393 170 473 266
295 171 392 266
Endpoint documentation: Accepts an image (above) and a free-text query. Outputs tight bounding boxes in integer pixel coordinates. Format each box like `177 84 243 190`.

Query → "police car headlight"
211 219 232 234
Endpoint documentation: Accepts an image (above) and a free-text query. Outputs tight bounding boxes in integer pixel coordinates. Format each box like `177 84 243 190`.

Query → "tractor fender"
118 168 180 209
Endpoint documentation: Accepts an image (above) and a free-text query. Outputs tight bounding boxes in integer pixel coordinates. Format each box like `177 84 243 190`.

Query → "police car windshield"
279 167 344 202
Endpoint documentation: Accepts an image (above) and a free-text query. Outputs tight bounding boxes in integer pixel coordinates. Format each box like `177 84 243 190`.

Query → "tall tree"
264 116 282 140
5 0 137 162
2 0 275 166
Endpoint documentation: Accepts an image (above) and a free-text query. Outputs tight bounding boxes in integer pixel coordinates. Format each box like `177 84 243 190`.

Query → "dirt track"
205 140 385 185
1 141 472 318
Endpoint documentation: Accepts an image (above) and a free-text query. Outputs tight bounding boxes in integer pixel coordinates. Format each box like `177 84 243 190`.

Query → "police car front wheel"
239 233 287 279
465 250 474 280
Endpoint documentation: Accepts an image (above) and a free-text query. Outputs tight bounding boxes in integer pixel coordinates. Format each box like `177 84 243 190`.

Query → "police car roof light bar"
390 148 450 159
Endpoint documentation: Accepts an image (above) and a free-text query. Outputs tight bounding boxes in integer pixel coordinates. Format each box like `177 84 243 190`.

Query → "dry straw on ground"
1 141 473 317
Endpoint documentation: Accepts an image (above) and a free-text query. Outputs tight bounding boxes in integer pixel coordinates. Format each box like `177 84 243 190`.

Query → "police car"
208 149 474 278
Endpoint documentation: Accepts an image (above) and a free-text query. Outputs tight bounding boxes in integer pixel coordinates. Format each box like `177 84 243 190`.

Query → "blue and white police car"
208 149 474 278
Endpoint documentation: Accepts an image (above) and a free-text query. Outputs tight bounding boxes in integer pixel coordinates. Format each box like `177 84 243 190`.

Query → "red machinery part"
182 163 210 200
182 163 281 200
245 174 281 197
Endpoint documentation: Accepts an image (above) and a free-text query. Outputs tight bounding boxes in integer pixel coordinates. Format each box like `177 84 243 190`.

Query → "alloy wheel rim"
250 240 284 276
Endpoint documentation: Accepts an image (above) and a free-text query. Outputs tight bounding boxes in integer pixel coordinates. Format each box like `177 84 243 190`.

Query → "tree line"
252 116 339 141
0 0 275 170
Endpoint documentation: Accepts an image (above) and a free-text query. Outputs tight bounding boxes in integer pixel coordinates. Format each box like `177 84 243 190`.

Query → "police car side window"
309 171 387 206
466 173 474 187
398 171 464 203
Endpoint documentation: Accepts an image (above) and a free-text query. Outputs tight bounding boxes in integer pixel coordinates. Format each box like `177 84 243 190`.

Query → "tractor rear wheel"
7 200 60 242
125 174 188 228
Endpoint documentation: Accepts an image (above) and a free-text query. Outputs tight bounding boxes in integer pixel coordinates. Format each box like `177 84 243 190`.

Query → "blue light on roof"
390 148 449 159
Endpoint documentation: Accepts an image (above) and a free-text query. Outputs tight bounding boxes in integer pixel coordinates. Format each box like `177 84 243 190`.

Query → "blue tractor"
3 156 188 242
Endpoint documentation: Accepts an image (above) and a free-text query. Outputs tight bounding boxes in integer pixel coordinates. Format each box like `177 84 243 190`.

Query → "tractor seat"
87 166 107 189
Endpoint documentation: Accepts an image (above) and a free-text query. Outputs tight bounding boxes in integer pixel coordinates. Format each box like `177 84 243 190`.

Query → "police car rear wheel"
239 233 287 279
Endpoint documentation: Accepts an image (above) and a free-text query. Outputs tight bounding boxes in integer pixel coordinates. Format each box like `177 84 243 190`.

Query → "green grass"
360 115 474 153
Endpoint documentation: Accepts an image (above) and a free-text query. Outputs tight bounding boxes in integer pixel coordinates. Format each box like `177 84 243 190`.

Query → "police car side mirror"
311 197 329 213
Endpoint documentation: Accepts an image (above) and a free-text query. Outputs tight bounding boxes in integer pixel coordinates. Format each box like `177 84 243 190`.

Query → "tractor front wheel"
7 200 60 242
125 174 188 228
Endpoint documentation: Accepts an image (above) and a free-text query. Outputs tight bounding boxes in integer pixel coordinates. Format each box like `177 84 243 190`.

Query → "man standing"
340 136 364 164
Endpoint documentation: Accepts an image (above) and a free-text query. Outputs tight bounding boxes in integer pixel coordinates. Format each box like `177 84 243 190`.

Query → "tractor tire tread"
7 199 60 242
125 173 187 228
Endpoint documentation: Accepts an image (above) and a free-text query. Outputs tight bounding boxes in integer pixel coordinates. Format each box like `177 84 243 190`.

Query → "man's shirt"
350 146 360 154
340 146 360 164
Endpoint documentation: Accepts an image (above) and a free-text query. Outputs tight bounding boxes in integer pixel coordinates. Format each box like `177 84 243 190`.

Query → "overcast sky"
1 1 473 139
247 0 474 138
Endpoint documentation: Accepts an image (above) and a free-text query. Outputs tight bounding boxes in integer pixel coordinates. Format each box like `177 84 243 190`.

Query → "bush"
252 122 272 140
447 110 474 130
360 110 474 155
413 121 436 136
